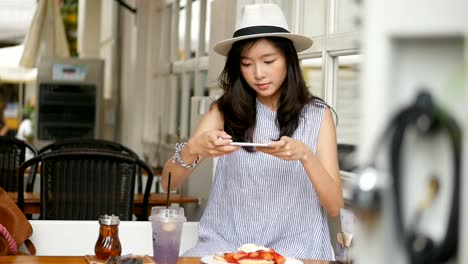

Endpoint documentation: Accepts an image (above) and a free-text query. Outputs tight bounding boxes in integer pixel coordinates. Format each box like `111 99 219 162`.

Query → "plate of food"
201 244 303 264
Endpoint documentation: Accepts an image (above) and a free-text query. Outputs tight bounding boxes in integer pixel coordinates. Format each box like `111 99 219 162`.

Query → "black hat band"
233 26 290 38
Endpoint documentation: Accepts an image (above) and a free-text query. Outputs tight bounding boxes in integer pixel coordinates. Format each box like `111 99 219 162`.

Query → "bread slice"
238 259 275 264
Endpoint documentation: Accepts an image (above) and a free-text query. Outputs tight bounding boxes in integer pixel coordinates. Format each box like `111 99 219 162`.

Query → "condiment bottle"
94 214 122 260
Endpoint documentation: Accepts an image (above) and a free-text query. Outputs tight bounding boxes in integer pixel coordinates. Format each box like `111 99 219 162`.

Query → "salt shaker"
94 214 122 260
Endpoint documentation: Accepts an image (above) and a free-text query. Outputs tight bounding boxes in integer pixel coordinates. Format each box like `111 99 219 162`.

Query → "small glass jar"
94 214 122 260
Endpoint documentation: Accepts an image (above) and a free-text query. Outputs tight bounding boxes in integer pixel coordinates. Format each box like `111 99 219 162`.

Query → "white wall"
30 220 199 256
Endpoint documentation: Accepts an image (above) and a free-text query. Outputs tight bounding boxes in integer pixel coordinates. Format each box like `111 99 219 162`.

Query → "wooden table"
0 256 338 264
7 192 198 216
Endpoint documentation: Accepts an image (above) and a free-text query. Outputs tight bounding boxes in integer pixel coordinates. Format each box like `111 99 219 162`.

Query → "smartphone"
229 142 272 147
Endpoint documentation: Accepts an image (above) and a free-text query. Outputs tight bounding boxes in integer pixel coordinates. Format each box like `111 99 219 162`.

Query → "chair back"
17 149 154 221
38 138 138 156
37 138 145 193
0 136 38 192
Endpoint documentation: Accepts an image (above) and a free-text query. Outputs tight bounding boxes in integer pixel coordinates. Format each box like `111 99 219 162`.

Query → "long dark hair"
216 37 324 150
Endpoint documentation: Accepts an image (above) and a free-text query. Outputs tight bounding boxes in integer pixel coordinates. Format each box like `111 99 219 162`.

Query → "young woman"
161 3 343 260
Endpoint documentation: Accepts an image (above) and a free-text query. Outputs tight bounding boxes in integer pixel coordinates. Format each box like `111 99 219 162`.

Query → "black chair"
37 138 145 194
0 136 38 192
17 149 154 221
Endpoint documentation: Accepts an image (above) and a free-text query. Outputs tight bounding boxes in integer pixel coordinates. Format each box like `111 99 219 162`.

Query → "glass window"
201 71 209 96
335 0 361 33
302 0 325 37
61 0 79 57
301 58 323 99
178 0 186 60
161 5 171 63
335 55 361 145
189 72 195 97
204 0 213 56
190 0 199 58
174 74 183 136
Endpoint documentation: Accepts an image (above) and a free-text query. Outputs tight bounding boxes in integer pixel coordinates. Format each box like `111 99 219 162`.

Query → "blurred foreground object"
354 0 467 263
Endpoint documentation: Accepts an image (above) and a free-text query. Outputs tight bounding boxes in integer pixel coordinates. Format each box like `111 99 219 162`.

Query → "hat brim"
213 32 313 56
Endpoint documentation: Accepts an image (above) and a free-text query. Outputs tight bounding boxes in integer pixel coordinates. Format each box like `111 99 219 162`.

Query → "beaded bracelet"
173 142 199 169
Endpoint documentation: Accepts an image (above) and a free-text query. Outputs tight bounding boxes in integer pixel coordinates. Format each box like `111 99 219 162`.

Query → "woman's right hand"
187 130 240 158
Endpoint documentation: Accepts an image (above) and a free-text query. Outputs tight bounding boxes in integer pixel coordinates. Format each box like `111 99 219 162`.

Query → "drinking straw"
166 172 172 208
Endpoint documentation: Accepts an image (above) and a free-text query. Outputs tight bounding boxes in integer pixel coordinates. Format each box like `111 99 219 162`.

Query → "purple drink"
150 207 186 264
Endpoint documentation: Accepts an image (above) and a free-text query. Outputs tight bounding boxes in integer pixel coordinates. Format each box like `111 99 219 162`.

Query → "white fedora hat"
213 3 313 56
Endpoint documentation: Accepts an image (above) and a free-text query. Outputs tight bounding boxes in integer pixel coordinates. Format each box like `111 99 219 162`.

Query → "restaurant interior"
0 0 466 263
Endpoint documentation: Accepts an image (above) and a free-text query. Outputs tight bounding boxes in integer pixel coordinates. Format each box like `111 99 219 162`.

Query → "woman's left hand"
257 136 310 161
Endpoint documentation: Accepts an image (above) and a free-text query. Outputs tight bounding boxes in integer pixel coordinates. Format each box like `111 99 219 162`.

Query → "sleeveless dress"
183 99 334 260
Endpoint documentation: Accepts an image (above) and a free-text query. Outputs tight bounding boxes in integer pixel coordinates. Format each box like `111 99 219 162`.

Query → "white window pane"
204 0 213 56
190 0 199 58
201 70 209 96
301 58 323 99
178 0 186 60
336 55 361 145
335 0 361 33
302 0 325 37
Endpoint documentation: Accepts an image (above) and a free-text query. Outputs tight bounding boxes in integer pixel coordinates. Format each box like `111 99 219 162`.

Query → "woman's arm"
302 108 343 217
160 104 240 191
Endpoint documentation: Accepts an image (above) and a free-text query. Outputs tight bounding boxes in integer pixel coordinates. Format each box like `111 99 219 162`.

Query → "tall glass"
150 206 186 264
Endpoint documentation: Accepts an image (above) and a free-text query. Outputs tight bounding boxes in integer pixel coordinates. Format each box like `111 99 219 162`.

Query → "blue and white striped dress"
183 99 334 260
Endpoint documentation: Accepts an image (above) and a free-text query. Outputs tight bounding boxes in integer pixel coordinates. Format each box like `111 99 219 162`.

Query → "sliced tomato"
224 253 237 263
259 251 273 261
271 252 286 264
223 248 285 264
233 252 248 260
248 252 260 258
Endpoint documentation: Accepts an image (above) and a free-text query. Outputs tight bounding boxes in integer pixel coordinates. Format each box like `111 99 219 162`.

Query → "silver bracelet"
173 142 199 169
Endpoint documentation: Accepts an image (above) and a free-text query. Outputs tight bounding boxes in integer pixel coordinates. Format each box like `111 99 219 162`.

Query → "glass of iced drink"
150 206 186 264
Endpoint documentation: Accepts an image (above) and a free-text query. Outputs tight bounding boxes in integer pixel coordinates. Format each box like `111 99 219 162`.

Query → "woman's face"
240 38 287 107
